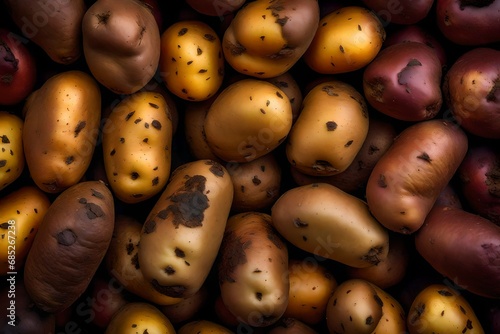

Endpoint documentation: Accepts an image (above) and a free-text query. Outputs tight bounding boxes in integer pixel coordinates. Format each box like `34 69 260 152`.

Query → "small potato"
105 302 175 334
0 111 24 191
22 70 101 194
102 91 173 203
217 212 289 327
407 284 484 334
178 319 235 334
271 183 389 268
304 6 385 74
138 159 233 299
285 80 369 176
204 78 293 163
159 20 225 101
0 186 50 275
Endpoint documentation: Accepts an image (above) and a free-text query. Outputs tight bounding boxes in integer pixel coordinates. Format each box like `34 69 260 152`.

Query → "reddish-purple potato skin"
362 0 434 24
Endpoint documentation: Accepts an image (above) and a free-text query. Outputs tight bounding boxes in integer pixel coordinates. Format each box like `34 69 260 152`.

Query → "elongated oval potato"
0 186 50 275
217 212 289 327
22 70 101 194
104 302 175 334
23 181 114 313
138 159 233 299
407 284 484 334
178 319 235 334
365 119 468 234
105 215 182 306
0 111 24 191
286 80 369 176
271 183 389 268
102 91 173 203
204 78 293 163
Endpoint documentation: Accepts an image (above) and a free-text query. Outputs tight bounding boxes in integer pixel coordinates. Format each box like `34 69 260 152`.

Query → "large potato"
22 70 101 194
138 159 233 299
0 111 24 191
23 181 115 313
285 80 369 176
102 91 173 203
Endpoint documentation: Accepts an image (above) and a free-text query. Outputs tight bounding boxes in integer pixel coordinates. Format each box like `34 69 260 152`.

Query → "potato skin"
178 319 235 334
271 183 389 268
22 70 101 194
365 119 468 234
0 111 24 191
23 181 115 314
104 302 175 334
138 159 233 299
362 0 433 25
217 212 289 327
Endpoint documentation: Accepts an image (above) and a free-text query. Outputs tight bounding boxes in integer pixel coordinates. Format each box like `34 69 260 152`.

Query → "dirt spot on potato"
326 121 337 131
312 160 338 174
78 198 105 220
1 135 10 143
417 152 432 163
218 230 251 284
57 229 77 246
74 121 86 137
151 279 186 298
143 220 156 234
361 246 385 265
207 160 225 177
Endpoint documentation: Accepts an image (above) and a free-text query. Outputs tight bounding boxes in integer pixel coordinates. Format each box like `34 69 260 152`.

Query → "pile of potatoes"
0 0 499 333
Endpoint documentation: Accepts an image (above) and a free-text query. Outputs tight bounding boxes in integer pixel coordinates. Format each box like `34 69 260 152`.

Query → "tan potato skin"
104 302 175 334
369 282 407 333
0 186 50 275
286 80 369 176
0 111 24 191
178 319 235 334
22 70 101 194
271 183 389 268
102 91 173 203
23 181 115 314
365 119 468 234
138 159 234 299
217 212 289 327
160 285 209 324
265 72 303 123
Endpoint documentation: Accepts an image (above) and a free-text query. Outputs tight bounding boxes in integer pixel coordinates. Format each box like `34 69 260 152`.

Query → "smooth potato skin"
178 319 235 333
365 119 468 234
104 302 175 334
23 181 115 314
0 111 24 191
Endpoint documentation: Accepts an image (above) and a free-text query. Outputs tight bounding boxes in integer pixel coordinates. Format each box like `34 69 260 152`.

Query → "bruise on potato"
218 230 250 283
151 279 186 298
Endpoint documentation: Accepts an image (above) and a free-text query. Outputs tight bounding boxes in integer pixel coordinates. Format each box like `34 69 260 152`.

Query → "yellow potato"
0 111 24 191
178 319 235 334
105 302 175 334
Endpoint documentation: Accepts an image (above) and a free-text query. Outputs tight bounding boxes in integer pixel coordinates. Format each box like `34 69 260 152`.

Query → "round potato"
105 302 175 334
0 111 24 191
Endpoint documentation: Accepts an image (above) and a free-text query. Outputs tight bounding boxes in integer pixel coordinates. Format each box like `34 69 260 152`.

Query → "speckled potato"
0 111 24 191
222 0 320 78
204 78 293 162
178 319 235 333
407 284 484 334
0 186 50 275
369 281 407 333
159 20 225 101
271 183 389 268
105 215 182 306
138 159 233 299
217 212 289 327
102 91 173 203
105 302 175 334
286 80 369 176
22 70 101 194
304 6 385 74
265 72 303 123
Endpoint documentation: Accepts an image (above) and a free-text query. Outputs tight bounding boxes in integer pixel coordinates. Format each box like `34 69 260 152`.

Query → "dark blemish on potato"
65 156 74 165
240 185 245 193
143 220 157 234
151 279 186 298
465 319 473 330
366 77 386 102
260 165 266 172
57 229 77 246
175 247 185 258
149 102 159 109
119 137 125 143
366 316 374 325
126 242 134 255
260 35 265 41
312 160 338 174
125 111 135 121
276 91 284 99
460 305 467 314
218 231 251 284
197 47 203 56
293 218 308 228
95 11 110 24
275 16 289 26
167 175 209 228
437 289 453 296
151 120 161 130
0 160 6 168
322 85 339 96
144 122 150 129
208 161 225 177
178 28 188 36
79 198 87 204
110 149 116 156
260 108 266 114
204 34 216 42
85 203 105 220
152 177 159 186
134 118 142 124
358 24 362 31
373 293 384 307
339 45 345 53
378 174 387 188
255 71 265 76
252 176 261 186
1 135 10 143
157 209 168 220
143 138 149 143
326 121 337 131
345 140 353 147
253 268 262 273
187 60 193 65
361 246 385 265
131 324 137 328
0 222 9 229
199 69 208 73
9 150 13 156
417 152 432 162
368 145 380 155
131 172 139 180
131 253 139 269
171 57 176 62
227 40 246 56
182 88 188 94
486 79 499 102
74 121 86 137
441 310 445 316
185 261 190 266
255 292 263 301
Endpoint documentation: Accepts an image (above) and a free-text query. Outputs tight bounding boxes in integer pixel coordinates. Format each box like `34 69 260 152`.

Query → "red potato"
415 205 500 298
362 0 434 24
87 274 128 330
185 0 246 16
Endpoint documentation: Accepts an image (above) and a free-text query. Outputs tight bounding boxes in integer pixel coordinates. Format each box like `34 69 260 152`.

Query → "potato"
105 215 182 306
185 0 245 16
271 183 389 268
178 319 235 334
4 0 86 64
160 285 209 324
365 119 468 234
159 20 225 101
283 258 338 325
23 180 115 313
362 41 443 122
0 186 50 275
105 302 176 334
138 159 233 299
0 111 24 191
285 80 369 176
265 72 303 123
204 78 293 163
407 284 485 334
222 0 320 78
304 6 385 74
82 0 161 94
268 318 319 334
22 70 101 194
369 281 407 333
217 212 289 327
415 205 500 298
102 91 173 203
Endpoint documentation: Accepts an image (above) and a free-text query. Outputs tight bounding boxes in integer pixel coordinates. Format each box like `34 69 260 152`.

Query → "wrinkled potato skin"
22 70 101 194
138 160 234 299
82 0 160 94
178 319 235 334
0 186 50 275
218 212 289 327
223 0 320 78
23 181 115 314
0 111 24 191
102 91 173 203
365 119 468 234
286 80 369 176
